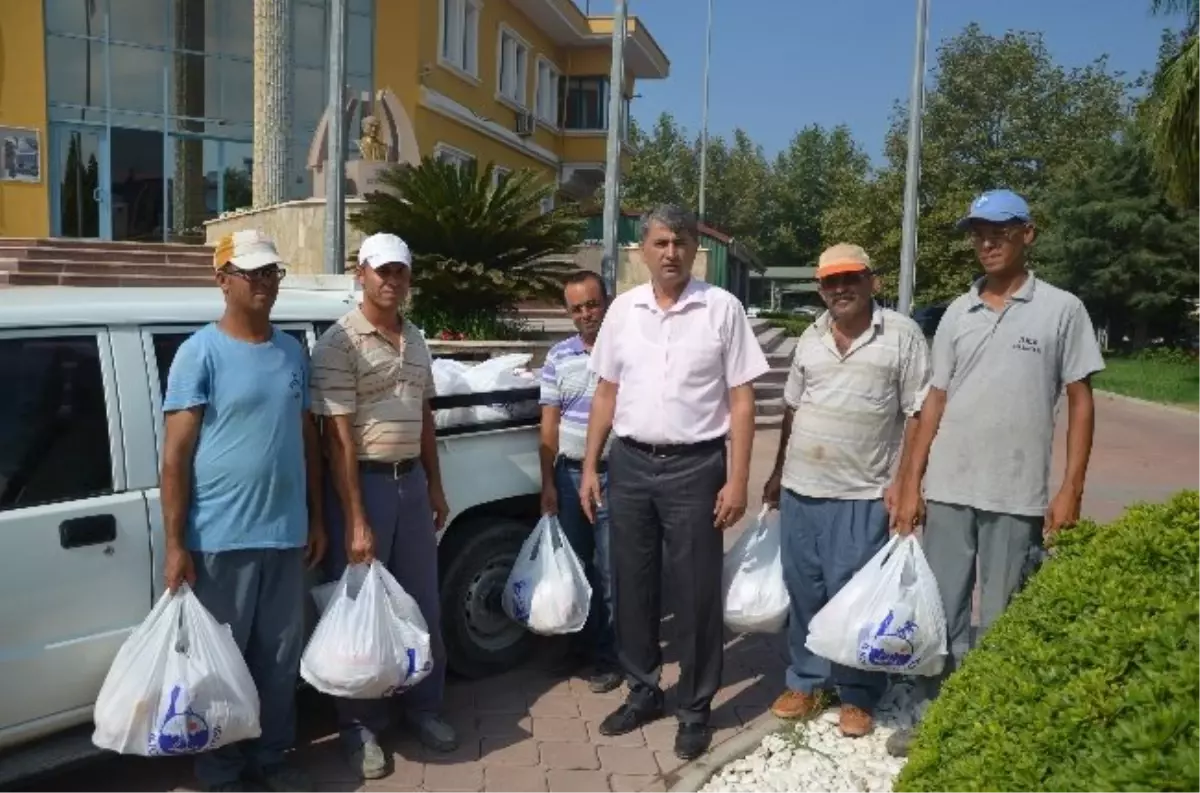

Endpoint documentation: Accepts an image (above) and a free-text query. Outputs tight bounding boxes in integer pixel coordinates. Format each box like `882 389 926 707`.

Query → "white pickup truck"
0 278 545 782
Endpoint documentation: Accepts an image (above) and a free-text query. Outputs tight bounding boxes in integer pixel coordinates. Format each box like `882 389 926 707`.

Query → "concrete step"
9 246 213 266
754 380 784 401
755 325 786 354
755 413 783 430
760 366 789 385
0 237 211 256
755 397 786 417
0 258 213 278
0 271 212 287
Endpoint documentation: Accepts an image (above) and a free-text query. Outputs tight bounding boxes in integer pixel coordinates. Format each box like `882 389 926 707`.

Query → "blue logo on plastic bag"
148 685 218 756
509 579 532 623
383 647 434 696
857 610 919 670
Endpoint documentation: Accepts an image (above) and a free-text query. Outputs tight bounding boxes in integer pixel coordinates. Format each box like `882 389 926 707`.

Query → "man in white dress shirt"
579 204 770 761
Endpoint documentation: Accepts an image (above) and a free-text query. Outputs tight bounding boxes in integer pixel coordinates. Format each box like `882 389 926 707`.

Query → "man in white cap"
161 229 326 792
762 243 929 739
310 233 456 779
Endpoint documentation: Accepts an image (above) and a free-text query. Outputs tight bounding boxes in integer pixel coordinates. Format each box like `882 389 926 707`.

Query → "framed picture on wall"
0 127 42 184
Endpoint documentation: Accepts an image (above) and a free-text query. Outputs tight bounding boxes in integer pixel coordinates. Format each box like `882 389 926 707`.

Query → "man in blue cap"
887 189 1104 756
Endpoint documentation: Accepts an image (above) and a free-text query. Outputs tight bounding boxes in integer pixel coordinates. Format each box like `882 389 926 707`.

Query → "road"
19 395 1197 792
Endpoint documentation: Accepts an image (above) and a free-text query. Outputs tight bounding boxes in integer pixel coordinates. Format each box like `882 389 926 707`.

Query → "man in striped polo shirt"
762 243 930 738
538 270 621 693
310 233 457 780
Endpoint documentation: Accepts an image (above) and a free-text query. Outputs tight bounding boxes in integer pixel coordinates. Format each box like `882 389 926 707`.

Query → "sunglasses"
967 224 1026 245
223 264 287 283
819 271 869 290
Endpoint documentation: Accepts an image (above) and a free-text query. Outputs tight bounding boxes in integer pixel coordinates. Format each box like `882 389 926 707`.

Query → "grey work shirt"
923 274 1105 516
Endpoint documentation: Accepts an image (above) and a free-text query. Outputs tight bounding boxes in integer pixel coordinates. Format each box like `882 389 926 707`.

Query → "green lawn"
1094 356 1199 407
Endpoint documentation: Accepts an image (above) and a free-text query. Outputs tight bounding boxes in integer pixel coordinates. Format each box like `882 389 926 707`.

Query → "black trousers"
608 436 726 725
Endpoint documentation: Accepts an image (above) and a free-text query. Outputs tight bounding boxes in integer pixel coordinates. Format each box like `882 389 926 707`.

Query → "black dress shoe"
598 702 664 736
587 665 624 694
674 723 713 760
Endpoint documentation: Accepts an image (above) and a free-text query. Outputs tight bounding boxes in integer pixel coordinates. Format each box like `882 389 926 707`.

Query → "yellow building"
0 0 668 242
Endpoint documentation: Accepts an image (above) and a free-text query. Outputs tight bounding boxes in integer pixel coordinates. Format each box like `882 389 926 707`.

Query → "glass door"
51 125 111 240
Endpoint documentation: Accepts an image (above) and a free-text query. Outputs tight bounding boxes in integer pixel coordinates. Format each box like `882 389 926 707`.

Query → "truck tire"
439 517 535 679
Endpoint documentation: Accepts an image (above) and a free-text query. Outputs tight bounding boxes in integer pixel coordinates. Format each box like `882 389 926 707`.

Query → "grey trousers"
190 548 306 787
920 500 1045 698
324 463 445 746
608 437 727 726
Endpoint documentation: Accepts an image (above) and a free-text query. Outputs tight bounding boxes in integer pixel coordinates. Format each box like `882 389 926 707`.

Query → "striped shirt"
781 305 930 500
310 308 434 462
539 335 610 460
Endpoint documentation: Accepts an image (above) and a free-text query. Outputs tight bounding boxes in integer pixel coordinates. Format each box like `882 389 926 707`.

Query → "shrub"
351 157 583 318
759 312 813 337
895 491 1200 793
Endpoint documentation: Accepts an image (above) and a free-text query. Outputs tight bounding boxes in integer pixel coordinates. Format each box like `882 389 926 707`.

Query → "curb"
666 713 785 792
1094 389 1197 416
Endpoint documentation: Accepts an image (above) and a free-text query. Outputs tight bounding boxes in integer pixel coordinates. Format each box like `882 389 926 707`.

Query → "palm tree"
351 158 583 320
1147 0 1198 207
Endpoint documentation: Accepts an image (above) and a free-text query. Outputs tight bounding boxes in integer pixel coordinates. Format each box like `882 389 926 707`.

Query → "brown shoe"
838 704 874 738
770 690 829 720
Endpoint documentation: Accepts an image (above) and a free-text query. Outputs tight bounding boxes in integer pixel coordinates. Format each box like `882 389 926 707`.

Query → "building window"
440 0 480 78
535 58 561 127
435 144 475 171
497 28 529 107
562 77 630 140
539 195 554 215
492 166 512 190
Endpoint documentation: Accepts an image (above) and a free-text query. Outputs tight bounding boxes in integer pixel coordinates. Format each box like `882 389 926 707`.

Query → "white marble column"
252 0 292 208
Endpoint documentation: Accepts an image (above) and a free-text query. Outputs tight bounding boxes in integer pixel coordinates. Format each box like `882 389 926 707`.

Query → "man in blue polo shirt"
538 270 621 693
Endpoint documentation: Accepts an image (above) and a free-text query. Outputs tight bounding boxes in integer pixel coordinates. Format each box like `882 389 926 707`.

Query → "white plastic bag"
502 515 592 635
805 535 947 676
431 358 474 429
723 505 790 633
300 562 433 699
462 354 538 424
92 586 261 756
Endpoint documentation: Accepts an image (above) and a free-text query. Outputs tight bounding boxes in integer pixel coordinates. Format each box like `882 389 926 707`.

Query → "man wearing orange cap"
762 243 930 738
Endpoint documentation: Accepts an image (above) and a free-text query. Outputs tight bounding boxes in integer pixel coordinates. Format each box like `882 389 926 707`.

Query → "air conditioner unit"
515 111 535 137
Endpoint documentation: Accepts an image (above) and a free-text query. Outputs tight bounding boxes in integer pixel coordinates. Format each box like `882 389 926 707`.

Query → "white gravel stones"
701 681 922 793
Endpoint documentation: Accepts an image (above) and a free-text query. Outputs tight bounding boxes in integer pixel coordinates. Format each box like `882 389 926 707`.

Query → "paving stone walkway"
34 629 787 793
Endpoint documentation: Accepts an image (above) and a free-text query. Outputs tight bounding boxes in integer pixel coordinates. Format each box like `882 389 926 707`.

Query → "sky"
602 0 1185 163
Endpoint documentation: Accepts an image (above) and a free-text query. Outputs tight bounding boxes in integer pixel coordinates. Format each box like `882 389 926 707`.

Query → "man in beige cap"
161 229 325 791
310 232 456 780
761 243 930 737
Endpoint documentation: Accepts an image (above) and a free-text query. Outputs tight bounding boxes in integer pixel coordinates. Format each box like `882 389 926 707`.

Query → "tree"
763 125 870 269
619 114 869 269
826 25 1129 304
1144 0 1198 208
1038 126 1198 349
351 158 583 330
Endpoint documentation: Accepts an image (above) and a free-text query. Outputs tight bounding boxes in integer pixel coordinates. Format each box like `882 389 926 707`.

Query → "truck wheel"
440 517 534 679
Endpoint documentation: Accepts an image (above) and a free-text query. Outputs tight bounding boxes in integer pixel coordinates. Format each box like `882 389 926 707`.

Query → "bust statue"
357 115 388 162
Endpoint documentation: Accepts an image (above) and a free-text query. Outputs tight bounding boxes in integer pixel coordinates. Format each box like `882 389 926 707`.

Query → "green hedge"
895 491 1200 792
759 312 813 338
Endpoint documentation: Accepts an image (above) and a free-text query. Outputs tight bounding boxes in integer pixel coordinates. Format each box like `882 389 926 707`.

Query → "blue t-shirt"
163 323 310 552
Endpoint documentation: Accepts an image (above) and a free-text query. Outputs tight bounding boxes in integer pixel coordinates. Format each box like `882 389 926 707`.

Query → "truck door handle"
59 514 117 549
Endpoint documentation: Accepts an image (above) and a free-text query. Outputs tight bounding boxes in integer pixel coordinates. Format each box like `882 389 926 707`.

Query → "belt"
558 456 608 473
618 436 726 457
359 458 419 478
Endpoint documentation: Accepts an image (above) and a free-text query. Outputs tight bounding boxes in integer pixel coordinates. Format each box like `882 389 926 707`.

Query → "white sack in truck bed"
431 353 540 429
